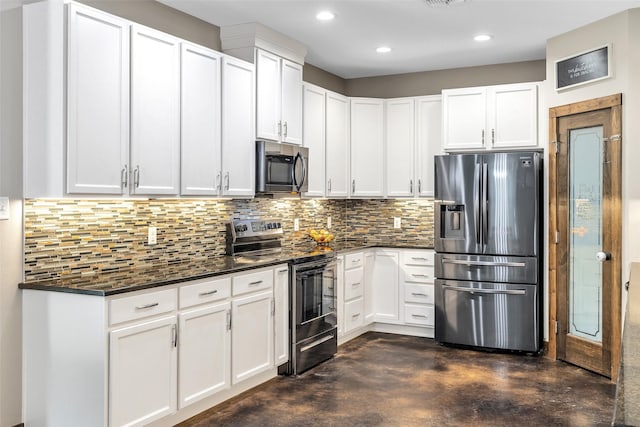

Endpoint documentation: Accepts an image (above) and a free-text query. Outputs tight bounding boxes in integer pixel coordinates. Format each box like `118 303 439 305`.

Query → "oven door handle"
300 333 335 353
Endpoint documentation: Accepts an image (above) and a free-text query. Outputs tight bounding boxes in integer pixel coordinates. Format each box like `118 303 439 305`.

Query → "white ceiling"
158 0 640 79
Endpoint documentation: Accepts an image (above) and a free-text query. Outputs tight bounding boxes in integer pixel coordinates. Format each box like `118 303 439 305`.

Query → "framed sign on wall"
555 44 611 91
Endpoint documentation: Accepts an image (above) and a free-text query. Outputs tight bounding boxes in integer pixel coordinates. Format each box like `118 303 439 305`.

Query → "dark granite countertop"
19 241 434 296
613 262 640 426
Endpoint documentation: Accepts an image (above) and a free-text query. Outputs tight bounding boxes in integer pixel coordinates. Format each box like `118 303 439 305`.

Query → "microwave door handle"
293 152 306 192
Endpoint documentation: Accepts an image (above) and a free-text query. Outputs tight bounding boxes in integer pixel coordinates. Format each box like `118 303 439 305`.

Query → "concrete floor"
178 332 616 426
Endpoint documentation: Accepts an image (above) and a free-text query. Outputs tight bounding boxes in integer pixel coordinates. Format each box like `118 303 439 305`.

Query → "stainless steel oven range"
287 255 338 375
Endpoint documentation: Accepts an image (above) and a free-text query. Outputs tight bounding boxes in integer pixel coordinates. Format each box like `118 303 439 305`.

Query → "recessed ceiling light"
316 11 335 21
474 34 492 42
376 46 392 53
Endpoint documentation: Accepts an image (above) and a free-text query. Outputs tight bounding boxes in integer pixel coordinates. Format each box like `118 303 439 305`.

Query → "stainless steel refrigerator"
434 151 542 353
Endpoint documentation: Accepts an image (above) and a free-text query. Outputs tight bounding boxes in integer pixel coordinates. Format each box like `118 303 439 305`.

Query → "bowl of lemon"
309 229 335 244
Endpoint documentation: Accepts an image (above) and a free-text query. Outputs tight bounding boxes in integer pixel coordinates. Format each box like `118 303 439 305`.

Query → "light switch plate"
327 216 332 229
148 226 157 245
294 218 300 231
393 217 401 229
0 197 9 220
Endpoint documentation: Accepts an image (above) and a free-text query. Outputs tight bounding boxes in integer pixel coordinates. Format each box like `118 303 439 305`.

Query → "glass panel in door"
568 126 603 343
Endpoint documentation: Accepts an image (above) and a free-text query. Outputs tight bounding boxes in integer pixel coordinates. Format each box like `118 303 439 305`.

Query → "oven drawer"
344 268 364 300
293 328 337 375
180 277 231 309
401 266 435 284
404 303 434 327
109 288 177 326
233 269 273 296
403 283 434 304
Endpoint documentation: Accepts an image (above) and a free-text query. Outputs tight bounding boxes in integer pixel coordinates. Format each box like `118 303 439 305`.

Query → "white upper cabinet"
221 56 256 197
255 49 303 144
302 83 326 198
350 98 384 197
180 43 222 196
66 4 130 195
130 25 181 195
415 95 442 197
385 98 415 197
442 82 538 151
325 91 350 198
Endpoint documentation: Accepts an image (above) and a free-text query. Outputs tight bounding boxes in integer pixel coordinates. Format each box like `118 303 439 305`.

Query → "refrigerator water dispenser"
440 204 465 239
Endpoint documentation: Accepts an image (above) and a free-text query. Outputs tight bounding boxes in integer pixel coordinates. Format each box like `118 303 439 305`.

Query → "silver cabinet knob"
595 251 610 262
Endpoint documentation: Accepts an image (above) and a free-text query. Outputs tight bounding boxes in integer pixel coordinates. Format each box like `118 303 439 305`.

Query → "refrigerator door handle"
474 162 481 245
443 285 527 296
482 162 488 246
441 259 527 268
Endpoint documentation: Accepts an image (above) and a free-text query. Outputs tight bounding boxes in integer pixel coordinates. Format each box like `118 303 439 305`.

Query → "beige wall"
79 0 221 51
303 63 347 95
345 60 546 98
0 5 24 427
544 9 639 325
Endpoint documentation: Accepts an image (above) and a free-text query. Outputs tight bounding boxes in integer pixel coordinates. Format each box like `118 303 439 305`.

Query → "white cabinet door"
385 98 415 197
130 25 180 195
442 87 486 151
180 43 222 196
255 49 281 142
66 4 129 195
363 251 376 323
350 98 384 197
372 251 399 323
231 290 274 384
489 83 538 149
221 56 255 197
281 59 303 145
325 91 350 198
274 266 289 366
415 95 442 197
109 316 177 427
178 302 230 409
303 83 326 197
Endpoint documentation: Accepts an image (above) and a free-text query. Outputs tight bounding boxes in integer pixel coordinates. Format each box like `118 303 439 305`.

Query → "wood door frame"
548 93 622 381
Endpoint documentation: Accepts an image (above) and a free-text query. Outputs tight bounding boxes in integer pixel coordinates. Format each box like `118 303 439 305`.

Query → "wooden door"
549 94 622 379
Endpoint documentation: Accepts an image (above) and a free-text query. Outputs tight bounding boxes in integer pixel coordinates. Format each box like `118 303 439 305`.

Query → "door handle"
595 251 611 262
474 162 480 245
443 285 527 296
441 259 526 267
482 162 488 246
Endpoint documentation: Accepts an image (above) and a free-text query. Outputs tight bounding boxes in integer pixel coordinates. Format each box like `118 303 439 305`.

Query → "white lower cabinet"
109 315 178 427
274 265 290 366
178 301 231 409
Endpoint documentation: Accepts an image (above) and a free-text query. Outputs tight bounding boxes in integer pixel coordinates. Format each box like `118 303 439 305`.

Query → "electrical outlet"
0 197 9 220
393 217 401 229
148 226 157 245
327 216 332 229
294 218 300 231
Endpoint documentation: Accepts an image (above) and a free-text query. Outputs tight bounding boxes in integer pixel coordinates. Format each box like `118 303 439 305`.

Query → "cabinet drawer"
344 298 364 332
345 252 364 269
109 288 177 326
232 269 273 296
401 266 435 284
401 251 435 266
344 267 364 300
404 283 434 304
404 303 434 327
179 276 231 309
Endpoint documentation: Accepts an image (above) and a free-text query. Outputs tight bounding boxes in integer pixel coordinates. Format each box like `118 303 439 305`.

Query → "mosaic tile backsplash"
24 198 434 281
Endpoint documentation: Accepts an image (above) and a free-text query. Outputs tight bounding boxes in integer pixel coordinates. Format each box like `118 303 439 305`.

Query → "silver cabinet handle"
412 314 428 318
121 164 128 189
283 121 288 139
411 274 431 278
352 179 355 193
491 128 495 145
411 292 429 297
172 324 177 348
278 268 288 274
224 172 230 191
441 259 526 267
411 257 428 261
351 282 361 286
300 333 334 352
351 259 360 263
216 172 222 191
481 129 485 146
226 310 231 331
135 302 159 310
418 179 422 194
199 290 218 297
328 178 332 193
133 165 140 188
410 179 413 194
249 280 263 286
277 120 282 137
271 298 275 316
351 313 360 318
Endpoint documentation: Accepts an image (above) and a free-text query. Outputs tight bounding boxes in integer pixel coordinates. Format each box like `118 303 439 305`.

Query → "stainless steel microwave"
256 140 308 194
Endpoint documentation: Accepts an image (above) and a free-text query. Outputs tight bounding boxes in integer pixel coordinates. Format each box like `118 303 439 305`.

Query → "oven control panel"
231 219 283 239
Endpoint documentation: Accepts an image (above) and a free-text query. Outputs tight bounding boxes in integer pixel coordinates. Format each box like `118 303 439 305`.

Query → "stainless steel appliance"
434 151 543 353
288 256 337 375
256 140 308 194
